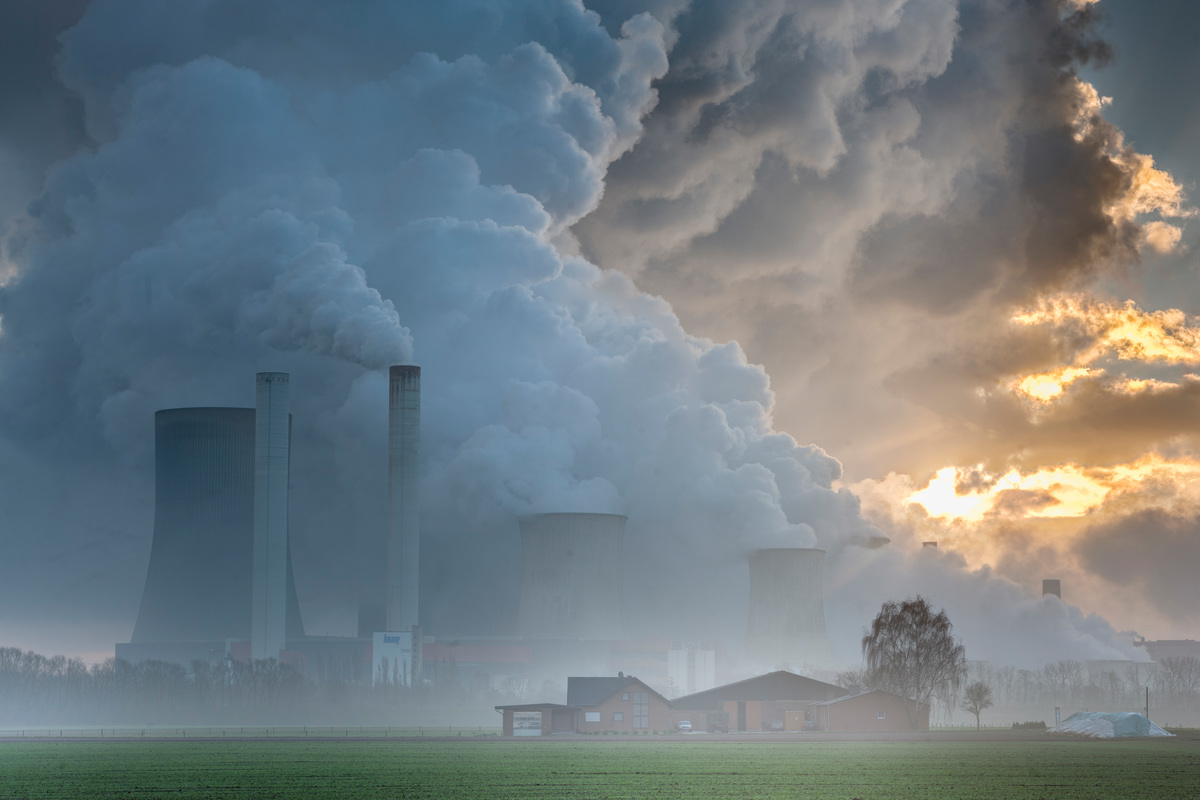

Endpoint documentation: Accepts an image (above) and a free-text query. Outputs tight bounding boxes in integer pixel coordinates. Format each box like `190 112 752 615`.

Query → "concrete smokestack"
252 373 291 660
746 548 829 666
1042 579 1061 599
386 365 421 632
515 513 626 640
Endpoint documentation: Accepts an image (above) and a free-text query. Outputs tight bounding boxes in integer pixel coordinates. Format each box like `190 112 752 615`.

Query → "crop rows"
2 738 1198 799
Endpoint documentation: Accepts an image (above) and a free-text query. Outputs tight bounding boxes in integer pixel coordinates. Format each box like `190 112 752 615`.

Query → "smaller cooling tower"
746 548 829 666
1043 579 1062 599
515 513 626 641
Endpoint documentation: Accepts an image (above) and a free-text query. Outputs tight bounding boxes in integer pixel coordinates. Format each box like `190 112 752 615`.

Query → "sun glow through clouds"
906 454 1200 523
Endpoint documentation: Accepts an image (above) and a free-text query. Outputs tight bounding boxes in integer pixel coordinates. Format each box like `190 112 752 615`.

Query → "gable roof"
671 670 849 709
566 676 669 708
809 689 912 707
494 703 579 712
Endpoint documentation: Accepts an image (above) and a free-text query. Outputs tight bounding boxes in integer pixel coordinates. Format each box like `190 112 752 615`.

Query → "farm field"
1 737 1198 799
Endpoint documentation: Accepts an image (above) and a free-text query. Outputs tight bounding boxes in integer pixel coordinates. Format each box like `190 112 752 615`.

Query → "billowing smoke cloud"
0 0 1171 667
0 0 872 655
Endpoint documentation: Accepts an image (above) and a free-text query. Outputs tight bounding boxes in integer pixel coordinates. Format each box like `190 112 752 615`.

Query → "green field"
1 737 1198 799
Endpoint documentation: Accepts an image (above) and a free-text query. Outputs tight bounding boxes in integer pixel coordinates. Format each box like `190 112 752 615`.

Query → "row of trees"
0 646 529 726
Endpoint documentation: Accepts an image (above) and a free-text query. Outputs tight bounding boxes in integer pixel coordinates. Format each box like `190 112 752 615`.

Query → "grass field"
1 737 1198 799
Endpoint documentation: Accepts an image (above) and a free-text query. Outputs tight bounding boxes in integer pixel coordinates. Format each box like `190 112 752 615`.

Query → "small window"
585 711 600 722
613 712 624 722
877 711 886 720
622 692 629 701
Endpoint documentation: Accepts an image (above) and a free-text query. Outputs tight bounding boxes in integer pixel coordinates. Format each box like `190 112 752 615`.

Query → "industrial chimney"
252 373 291 661
515 513 626 640
386 365 421 633
1042 579 1061 599
746 548 830 666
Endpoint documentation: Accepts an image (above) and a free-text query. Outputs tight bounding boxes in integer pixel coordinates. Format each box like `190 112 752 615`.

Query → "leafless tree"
962 681 993 729
861 596 967 729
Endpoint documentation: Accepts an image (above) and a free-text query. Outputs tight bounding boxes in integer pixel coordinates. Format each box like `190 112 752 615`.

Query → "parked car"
677 720 693 732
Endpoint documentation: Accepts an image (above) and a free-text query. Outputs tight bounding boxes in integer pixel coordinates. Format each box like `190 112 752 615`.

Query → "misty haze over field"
1 0 1198 677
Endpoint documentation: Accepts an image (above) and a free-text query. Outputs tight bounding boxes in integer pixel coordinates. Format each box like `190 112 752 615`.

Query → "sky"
0 0 1196 668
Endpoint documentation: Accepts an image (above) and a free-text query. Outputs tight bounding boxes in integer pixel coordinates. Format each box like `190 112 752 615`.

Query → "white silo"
386 365 421 633
515 513 626 641
745 548 830 666
251 372 291 661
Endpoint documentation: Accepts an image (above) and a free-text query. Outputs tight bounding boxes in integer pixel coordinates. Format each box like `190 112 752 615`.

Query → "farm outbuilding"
496 675 672 735
670 670 849 731
810 690 929 732
494 703 579 737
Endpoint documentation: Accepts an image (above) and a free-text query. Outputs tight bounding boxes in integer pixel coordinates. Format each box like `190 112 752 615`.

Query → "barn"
669 670 849 732
810 690 930 731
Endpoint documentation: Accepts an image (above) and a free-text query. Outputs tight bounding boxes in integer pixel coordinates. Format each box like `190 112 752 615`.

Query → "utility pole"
1145 686 1149 720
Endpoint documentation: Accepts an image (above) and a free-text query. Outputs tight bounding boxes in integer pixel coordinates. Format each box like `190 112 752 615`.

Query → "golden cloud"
1014 296 1200 365
906 453 1200 523
1070 77 1193 253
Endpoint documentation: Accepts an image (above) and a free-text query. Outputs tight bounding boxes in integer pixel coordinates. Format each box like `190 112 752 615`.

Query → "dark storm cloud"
0 0 89 224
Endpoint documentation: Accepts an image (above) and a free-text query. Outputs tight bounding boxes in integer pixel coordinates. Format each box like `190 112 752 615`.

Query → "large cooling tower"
515 513 626 640
131 408 304 645
746 548 829 666
386 365 421 632
252 373 291 660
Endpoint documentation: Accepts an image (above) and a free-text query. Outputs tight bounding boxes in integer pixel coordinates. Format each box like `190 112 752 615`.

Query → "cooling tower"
386 365 421 632
746 548 829 666
515 513 626 640
131 408 304 645
1043 579 1062 599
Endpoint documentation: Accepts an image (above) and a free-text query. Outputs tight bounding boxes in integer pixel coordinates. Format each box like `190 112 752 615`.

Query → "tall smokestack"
746 548 829 666
252 373 290 660
1042 579 1061 599
386 365 421 632
515 513 626 640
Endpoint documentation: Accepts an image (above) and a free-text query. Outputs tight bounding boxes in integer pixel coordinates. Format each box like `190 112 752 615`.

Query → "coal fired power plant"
118 364 848 690
745 548 830 667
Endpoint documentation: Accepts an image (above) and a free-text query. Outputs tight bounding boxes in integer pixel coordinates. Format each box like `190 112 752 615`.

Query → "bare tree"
862 596 967 729
962 681 993 729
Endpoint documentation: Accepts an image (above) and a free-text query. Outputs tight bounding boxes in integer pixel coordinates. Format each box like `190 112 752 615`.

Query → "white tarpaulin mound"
1047 712 1174 738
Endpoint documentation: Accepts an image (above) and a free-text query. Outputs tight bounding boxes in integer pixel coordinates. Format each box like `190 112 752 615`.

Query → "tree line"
0 646 527 726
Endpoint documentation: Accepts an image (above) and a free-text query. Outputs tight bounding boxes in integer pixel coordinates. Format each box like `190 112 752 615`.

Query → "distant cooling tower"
1043 579 1062 599
131 408 304 645
386 365 421 632
746 548 829 666
515 513 626 640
